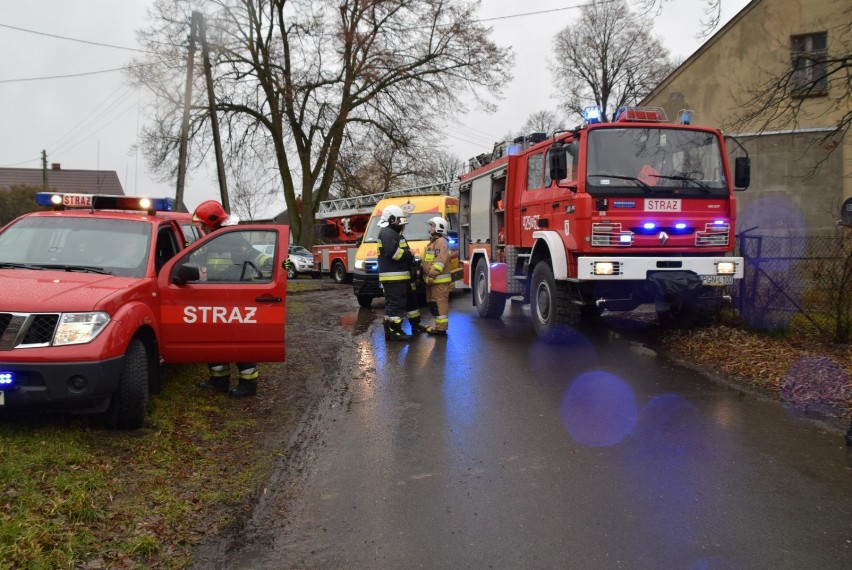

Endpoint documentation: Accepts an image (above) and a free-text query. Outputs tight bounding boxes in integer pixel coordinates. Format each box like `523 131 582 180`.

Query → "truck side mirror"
549 146 568 181
734 156 750 190
355 235 363 247
172 263 201 286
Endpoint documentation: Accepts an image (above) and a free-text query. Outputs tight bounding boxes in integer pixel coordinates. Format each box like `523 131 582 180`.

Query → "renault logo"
658 231 669 245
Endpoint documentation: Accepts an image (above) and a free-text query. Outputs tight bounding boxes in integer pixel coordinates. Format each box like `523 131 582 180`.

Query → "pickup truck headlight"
54 312 110 346
354 259 365 270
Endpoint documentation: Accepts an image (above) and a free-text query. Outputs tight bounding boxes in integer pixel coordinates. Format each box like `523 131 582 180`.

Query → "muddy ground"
187 280 851 567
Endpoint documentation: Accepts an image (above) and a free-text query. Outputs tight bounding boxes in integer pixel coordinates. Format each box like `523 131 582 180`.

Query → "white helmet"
428 216 449 236
379 204 408 227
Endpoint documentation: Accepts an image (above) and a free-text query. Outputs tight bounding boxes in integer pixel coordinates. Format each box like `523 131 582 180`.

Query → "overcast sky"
0 0 750 218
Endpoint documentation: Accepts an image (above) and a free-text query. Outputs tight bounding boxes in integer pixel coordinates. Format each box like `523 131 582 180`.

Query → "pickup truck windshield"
0 217 151 278
586 127 728 197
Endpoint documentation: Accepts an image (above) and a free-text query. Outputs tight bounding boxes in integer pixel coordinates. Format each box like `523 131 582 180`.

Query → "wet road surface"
228 292 852 569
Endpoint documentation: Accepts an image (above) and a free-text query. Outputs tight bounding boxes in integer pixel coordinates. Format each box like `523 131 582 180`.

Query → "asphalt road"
222 290 852 569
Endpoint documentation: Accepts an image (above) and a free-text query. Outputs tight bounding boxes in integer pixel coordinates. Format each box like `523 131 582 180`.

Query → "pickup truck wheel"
531 261 581 343
107 338 149 430
287 266 297 280
332 261 347 284
474 258 506 318
357 294 373 308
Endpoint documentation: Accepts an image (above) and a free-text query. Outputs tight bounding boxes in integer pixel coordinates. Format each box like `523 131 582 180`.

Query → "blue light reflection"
560 371 637 447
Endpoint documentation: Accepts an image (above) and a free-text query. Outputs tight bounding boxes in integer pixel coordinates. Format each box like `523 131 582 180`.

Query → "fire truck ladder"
316 181 457 219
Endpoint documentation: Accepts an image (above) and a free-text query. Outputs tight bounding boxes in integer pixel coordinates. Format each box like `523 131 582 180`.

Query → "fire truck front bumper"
0 356 124 412
576 256 743 284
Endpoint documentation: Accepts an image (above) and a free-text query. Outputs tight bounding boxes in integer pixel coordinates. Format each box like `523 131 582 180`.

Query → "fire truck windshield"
362 212 436 243
0 217 151 278
585 127 727 197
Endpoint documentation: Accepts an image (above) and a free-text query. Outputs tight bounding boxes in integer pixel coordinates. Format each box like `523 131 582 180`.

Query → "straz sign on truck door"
158 227 287 364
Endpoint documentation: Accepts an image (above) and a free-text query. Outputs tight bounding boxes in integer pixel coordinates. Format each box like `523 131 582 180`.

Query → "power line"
0 22 144 52
477 1 614 23
0 65 147 84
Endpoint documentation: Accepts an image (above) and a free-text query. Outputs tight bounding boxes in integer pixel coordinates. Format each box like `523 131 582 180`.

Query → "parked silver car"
287 245 318 279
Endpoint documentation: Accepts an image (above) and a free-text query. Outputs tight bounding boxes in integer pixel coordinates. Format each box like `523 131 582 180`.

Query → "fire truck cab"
0 193 289 428
460 106 750 341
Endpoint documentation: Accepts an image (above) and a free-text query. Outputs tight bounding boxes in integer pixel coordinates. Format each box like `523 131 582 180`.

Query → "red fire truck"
313 183 456 284
460 106 750 342
0 192 289 428
312 195 374 283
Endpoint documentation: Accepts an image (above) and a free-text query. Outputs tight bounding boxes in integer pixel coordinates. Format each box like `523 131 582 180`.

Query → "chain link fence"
731 230 852 341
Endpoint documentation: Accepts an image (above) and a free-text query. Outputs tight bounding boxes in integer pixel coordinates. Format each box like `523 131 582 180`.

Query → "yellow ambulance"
352 193 460 308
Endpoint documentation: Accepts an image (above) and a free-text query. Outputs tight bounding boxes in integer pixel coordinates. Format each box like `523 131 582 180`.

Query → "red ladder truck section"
458 106 750 342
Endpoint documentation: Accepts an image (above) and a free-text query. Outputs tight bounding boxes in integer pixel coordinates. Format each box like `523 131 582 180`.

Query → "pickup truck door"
157 225 288 364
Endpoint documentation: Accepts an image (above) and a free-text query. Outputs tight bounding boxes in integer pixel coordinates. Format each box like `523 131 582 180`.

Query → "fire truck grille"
591 223 633 247
695 223 730 246
0 312 60 350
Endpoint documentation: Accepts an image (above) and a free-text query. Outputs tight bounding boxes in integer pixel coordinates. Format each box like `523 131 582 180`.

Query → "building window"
791 32 828 97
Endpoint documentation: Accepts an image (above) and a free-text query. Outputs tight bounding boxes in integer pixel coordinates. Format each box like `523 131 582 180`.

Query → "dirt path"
188 281 364 567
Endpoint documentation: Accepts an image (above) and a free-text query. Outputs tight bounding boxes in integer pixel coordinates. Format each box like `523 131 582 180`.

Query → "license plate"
702 275 733 286
645 198 681 212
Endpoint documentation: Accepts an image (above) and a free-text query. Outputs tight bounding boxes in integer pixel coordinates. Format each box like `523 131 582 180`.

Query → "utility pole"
198 15 229 212
174 12 199 212
41 150 47 190
175 11 229 213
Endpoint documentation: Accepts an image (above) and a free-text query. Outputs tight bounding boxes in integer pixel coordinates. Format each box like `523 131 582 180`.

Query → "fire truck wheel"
357 294 373 308
531 260 581 343
107 338 149 430
332 261 350 284
473 258 506 318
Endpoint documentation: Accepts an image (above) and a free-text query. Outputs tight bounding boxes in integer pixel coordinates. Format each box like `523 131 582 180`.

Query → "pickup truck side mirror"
734 156 750 190
172 263 201 286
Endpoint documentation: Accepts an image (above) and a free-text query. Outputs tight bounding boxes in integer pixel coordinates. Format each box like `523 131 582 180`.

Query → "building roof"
0 165 124 196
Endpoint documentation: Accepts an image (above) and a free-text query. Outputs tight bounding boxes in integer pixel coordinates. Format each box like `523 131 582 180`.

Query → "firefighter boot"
229 378 257 398
199 376 230 393
198 366 230 393
384 320 412 341
409 316 428 334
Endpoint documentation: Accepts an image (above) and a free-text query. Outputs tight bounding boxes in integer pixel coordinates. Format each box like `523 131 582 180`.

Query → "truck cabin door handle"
255 296 283 303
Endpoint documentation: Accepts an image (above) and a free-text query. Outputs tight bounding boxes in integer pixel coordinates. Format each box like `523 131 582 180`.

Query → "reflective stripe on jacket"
423 235 451 284
377 226 412 282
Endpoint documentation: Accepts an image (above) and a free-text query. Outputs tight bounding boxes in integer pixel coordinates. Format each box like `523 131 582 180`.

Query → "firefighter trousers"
426 282 451 331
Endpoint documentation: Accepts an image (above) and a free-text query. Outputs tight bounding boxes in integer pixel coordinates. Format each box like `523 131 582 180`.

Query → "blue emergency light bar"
0 372 13 386
35 192 174 213
583 106 603 124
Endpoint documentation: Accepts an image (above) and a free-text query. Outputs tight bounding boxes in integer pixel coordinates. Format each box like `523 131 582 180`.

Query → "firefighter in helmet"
191 200 267 397
377 204 425 341
421 216 452 335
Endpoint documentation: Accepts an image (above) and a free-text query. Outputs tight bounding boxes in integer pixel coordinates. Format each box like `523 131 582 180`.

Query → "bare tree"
521 110 567 136
552 0 674 123
727 11 851 173
227 157 280 221
129 0 512 248
411 150 464 187
332 125 424 199
634 0 723 39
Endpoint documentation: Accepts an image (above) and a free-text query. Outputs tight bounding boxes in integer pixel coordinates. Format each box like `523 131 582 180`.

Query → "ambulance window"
527 153 544 191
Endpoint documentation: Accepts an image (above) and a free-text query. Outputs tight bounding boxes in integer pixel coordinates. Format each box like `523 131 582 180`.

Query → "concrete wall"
642 0 850 228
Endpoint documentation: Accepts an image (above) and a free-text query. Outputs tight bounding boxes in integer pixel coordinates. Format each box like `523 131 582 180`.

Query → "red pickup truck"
0 193 288 429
